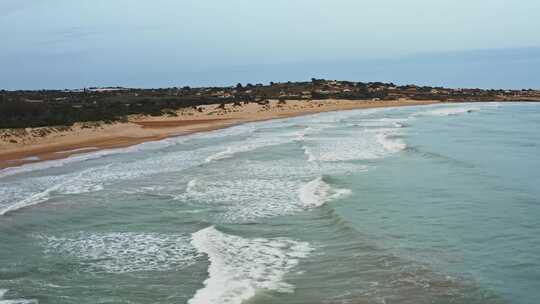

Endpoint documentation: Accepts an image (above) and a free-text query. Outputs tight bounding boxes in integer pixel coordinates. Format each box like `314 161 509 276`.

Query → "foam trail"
298 177 351 208
189 226 312 304
40 232 197 273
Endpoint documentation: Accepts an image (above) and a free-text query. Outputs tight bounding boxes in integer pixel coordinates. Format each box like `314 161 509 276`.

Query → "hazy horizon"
1 0 540 90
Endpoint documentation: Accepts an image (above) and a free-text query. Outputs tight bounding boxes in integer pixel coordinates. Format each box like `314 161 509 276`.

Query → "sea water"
0 102 539 304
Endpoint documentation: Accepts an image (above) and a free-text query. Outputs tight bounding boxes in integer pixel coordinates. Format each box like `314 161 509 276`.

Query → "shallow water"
1 102 539 304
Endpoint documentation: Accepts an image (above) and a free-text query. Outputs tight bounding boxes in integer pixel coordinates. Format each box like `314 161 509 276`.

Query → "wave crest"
416 107 479 117
298 177 351 208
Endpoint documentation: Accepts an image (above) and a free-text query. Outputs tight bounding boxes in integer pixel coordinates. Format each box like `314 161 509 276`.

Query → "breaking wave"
189 226 312 304
298 177 351 208
375 130 407 153
415 106 480 117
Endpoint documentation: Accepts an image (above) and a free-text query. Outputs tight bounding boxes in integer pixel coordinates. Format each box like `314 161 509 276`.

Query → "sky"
1 0 540 89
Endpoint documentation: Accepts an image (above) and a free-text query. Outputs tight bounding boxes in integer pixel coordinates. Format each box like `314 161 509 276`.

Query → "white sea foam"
120 185 178 199
303 145 317 162
0 106 388 179
204 134 295 163
0 175 62 215
487 102 502 108
176 156 365 222
0 130 196 178
54 147 98 154
295 132 306 141
205 147 237 162
186 178 198 193
0 176 71 216
375 131 407 153
0 290 38 304
196 124 255 139
189 226 312 304
0 147 134 179
0 168 107 216
40 232 197 273
1 107 389 216
20 156 40 161
177 177 301 222
294 125 333 143
416 107 480 117
1 144 220 215
298 108 384 125
298 177 351 208
0 300 39 304
303 127 406 162
347 118 408 128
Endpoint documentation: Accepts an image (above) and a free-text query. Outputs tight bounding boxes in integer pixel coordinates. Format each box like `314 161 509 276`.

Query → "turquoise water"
1 102 539 304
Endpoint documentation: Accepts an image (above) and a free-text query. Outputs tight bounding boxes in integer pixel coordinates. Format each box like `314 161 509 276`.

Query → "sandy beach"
0 99 439 170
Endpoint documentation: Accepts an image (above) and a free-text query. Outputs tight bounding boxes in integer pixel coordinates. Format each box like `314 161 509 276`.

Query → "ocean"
1 102 539 304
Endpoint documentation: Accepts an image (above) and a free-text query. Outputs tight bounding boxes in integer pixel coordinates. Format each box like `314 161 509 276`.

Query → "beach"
0 99 438 170
2 102 539 304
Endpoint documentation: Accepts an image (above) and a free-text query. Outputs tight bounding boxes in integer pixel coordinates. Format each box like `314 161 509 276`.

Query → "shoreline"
0 99 439 171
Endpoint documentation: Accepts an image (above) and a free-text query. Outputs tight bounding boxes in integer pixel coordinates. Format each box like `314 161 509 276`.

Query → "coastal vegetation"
1 80 538 128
